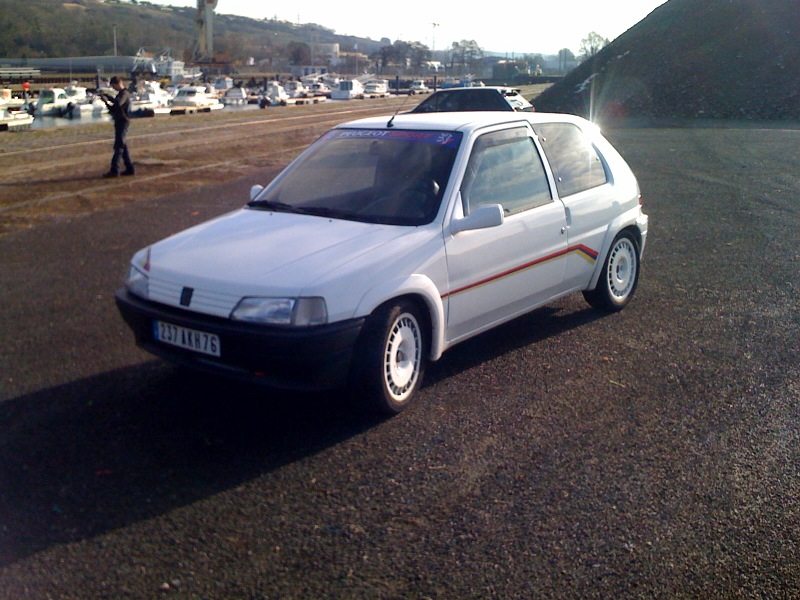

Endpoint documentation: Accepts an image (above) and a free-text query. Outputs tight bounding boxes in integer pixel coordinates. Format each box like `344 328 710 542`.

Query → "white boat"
363 79 389 97
31 88 72 116
0 108 34 131
308 82 332 97
221 86 248 105
0 88 25 109
262 81 289 106
59 83 107 118
213 76 234 91
283 80 309 98
64 97 108 118
170 85 223 110
129 81 172 117
409 79 430 94
331 79 365 100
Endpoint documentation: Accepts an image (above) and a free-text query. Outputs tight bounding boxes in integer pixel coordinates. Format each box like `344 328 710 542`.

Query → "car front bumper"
115 289 365 391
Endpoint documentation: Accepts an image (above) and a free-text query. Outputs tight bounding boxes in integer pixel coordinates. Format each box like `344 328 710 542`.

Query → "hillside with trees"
0 0 385 65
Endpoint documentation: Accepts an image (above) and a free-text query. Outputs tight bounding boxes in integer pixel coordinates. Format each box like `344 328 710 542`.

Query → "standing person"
100 76 135 178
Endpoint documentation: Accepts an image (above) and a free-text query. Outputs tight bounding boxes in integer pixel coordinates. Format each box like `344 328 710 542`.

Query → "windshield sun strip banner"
325 128 462 149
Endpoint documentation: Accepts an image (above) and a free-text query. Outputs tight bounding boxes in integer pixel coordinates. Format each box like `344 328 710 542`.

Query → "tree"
449 39 483 75
579 32 609 61
407 41 431 70
369 45 392 72
286 41 311 65
557 48 575 73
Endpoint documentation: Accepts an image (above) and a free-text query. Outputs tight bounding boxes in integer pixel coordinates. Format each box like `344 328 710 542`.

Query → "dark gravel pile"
533 0 800 120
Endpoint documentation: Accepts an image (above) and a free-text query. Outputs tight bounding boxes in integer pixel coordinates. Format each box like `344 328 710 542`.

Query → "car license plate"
153 320 221 357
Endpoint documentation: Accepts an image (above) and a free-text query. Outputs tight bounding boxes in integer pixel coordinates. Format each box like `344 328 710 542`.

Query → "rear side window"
534 123 607 197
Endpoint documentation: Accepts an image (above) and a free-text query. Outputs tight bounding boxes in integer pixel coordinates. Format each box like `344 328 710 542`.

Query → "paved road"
1 124 798 598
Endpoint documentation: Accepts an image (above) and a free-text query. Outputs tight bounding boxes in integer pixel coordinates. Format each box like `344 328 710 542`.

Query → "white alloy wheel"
383 312 422 402
583 231 640 312
606 237 638 302
351 300 427 415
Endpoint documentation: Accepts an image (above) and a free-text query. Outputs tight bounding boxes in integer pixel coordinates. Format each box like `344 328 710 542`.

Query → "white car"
116 112 648 414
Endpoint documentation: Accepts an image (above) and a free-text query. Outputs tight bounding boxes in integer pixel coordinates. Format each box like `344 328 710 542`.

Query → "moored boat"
0 108 34 131
170 85 223 112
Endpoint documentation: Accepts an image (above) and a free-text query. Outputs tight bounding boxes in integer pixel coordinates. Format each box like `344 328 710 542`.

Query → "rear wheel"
351 300 426 415
583 231 640 312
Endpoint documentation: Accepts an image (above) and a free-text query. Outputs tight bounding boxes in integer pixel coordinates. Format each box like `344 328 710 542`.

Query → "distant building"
0 56 146 74
311 43 339 63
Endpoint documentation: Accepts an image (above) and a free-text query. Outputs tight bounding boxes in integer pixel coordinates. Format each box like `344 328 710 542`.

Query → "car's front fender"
354 274 447 361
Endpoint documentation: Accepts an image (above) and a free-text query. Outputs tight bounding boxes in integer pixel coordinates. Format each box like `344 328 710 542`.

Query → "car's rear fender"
354 274 447 361
586 207 648 291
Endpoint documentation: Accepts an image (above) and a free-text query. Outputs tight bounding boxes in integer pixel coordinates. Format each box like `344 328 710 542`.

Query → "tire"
351 300 427 415
583 231 640 312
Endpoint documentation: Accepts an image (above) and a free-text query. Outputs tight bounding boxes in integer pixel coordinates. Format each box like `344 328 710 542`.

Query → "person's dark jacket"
108 89 131 125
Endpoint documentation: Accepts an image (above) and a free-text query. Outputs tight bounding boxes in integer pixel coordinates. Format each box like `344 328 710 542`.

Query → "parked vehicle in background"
116 111 648 415
411 86 534 113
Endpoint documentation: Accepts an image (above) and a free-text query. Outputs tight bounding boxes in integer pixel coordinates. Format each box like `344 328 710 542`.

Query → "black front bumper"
115 289 365 391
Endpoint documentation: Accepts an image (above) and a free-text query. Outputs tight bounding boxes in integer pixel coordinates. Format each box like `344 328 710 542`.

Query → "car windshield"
249 128 462 226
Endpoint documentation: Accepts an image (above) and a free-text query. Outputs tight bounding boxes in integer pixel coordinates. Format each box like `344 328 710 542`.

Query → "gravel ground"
0 112 798 598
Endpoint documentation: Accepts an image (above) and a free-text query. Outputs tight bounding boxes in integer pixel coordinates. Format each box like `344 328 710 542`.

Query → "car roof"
339 112 596 135
433 86 522 94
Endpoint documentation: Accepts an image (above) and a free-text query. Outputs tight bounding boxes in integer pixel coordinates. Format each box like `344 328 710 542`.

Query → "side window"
461 128 552 216
534 123 607 197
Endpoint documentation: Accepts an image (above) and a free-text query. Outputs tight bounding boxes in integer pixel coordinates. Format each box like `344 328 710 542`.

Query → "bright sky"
148 0 669 55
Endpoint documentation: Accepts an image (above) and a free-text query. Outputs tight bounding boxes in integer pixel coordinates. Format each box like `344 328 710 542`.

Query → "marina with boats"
0 70 433 132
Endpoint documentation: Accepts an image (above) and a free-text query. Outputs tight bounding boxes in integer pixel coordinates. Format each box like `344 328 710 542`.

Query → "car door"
533 122 616 290
444 125 568 342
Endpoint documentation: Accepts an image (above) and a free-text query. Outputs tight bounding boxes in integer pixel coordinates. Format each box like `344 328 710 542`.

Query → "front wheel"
583 231 640 312
350 301 427 415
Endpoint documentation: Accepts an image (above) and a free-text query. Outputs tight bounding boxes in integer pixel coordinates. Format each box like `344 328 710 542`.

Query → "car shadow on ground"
0 300 604 566
0 362 382 566
425 301 604 385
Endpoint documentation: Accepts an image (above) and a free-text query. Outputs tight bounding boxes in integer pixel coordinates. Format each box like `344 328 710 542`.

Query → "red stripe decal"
442 244 598 299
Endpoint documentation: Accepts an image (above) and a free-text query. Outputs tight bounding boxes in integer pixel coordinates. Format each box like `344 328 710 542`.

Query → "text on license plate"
153 320 221 357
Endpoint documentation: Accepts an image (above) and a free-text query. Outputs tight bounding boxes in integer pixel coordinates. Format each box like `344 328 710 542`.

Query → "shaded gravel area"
534 0 800 122
0 122 798 598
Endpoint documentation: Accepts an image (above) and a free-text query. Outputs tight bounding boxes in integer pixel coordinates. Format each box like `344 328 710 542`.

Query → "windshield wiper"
247 200 355 220
246 199 309 214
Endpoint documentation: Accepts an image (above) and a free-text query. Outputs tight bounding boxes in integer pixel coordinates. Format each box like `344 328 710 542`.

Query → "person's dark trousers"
110 121 134 175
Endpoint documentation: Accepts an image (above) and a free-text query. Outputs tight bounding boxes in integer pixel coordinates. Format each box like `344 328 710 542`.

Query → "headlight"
231 297 327 326
126 265 149 298
125 247 150 298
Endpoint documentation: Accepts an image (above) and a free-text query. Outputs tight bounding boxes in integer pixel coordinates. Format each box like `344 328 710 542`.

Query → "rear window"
411 89 513 113
533 123 607 196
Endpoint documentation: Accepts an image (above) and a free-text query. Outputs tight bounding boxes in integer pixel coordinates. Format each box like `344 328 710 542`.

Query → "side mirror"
450 203 504 235
249 184 264 201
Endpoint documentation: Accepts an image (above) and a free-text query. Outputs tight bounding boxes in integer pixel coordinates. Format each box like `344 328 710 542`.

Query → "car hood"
147 209 421 298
